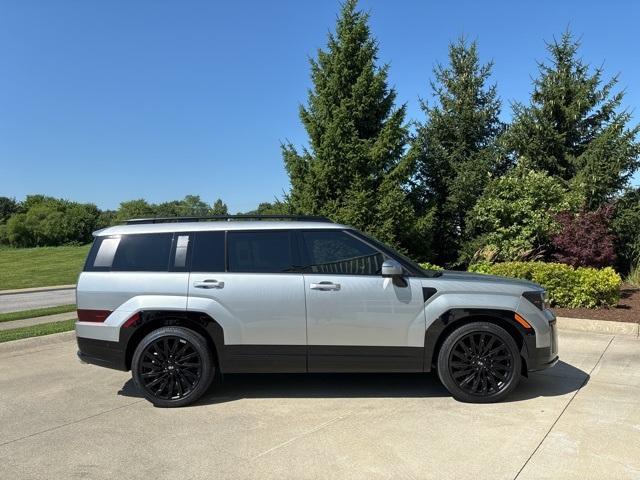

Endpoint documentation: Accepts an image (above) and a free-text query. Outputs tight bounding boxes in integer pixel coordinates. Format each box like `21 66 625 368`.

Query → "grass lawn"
0 304 77 323
0 319 75 343
0 244 90 290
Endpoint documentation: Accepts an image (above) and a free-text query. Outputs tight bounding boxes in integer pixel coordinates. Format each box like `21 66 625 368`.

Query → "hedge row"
420 261 622 308
468 262 622 308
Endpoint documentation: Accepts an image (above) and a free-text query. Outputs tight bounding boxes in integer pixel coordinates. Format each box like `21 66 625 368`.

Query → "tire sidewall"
437 322 522 403
132 326 215 408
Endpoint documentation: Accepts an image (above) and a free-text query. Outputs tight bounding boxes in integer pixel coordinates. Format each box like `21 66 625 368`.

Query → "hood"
437 270 542 290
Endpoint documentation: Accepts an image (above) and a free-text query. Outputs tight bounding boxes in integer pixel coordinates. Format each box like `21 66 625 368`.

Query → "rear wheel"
437 322 521 403
132 326 214 407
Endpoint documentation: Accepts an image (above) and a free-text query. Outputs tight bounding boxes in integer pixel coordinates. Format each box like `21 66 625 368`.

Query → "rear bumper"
77 336 128 371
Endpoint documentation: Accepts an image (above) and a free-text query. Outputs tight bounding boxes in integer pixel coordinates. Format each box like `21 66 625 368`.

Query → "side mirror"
381 259 403 277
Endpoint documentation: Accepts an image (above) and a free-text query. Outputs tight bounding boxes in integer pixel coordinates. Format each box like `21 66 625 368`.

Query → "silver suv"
76 215 558 407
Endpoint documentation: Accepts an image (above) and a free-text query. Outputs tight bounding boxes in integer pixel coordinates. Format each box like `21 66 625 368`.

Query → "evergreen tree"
282 0 419 249
409 38 505 265
505 30 640 209
211 198 228 215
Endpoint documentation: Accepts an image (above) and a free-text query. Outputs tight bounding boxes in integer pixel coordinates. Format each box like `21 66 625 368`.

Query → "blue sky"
1 0 638 213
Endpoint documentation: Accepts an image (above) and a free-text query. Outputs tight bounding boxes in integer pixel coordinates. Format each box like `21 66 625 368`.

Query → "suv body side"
76 221 558 377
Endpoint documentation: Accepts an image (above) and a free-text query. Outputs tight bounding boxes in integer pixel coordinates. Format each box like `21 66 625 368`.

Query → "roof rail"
123 215 334 225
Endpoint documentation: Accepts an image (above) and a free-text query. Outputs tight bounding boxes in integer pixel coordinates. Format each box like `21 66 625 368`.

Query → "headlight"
523 290 548 311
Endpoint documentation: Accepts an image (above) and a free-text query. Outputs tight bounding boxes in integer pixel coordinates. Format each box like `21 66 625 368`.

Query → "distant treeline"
0 195 283 248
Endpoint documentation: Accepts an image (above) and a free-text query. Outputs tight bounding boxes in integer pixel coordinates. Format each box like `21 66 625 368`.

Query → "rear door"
300 230 426 372
187 230 307 372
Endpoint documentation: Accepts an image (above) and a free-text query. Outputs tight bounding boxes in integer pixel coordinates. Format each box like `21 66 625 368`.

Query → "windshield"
350 230 442 278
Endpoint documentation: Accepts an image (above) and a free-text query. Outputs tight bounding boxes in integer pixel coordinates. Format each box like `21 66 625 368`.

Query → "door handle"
193 280 225 289
310 281 340 291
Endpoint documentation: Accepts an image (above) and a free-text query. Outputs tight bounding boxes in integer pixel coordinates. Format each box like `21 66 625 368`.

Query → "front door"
300 230 426 372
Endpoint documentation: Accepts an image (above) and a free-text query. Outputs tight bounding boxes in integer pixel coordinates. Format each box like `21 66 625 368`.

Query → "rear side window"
191 231 225 272
227 231 293 273
111 234 173 271
300 230 384 275
84 233 173 272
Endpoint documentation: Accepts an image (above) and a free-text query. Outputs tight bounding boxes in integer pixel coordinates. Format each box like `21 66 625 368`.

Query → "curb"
556 316 639 338
0 285 76 296
0 330 76 355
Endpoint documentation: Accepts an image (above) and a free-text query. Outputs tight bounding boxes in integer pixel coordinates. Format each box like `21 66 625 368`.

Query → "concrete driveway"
0 329 638 480
0 288 76 313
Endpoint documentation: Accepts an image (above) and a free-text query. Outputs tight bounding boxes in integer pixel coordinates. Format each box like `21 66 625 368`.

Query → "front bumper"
525 318 559 372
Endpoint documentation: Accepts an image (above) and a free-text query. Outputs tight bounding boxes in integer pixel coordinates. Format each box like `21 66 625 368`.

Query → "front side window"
227 231 293 273
300 230 384 275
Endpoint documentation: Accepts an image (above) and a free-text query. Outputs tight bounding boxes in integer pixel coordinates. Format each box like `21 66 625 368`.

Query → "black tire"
437 322 521 403
132 326 215 408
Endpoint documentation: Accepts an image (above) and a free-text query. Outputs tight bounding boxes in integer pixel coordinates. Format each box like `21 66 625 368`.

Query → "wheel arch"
121 310 225 372
424 308 533 375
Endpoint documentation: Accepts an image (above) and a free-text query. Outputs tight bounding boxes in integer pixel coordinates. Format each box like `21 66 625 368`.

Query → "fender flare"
120 310 226 371
423 308 534 372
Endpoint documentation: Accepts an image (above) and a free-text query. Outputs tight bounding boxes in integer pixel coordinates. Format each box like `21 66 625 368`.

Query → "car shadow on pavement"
117 360 588 406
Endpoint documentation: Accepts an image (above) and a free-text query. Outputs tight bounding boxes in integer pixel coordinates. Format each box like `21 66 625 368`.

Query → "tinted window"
111 233 173 271
191 231 225 272
301 230 384 275
227 231 293 273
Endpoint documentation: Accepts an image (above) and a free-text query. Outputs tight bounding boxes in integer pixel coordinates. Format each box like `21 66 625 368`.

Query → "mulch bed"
552 284 640 324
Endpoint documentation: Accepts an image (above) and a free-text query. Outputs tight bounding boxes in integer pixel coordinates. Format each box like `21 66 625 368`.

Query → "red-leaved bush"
551 205 617 268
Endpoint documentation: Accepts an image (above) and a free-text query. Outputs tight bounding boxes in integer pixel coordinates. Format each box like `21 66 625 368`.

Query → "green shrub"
462 167 581 263
468 261 622 308
420 262 444 271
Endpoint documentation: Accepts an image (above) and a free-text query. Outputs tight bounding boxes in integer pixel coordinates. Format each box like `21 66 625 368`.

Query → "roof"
95 220 346 236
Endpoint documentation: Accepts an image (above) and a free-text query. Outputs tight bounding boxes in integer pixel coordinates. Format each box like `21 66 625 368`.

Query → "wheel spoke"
452 368 475 379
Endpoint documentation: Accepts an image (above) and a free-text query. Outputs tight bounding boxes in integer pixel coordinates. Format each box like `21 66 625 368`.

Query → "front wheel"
437 322 521 403
132 326 215 407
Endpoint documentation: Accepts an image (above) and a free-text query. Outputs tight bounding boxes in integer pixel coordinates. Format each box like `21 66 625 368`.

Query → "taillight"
77 309 111 322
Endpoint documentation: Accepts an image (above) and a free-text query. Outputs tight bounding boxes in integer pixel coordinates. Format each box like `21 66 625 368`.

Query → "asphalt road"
0 329 638 480
0 288 76 313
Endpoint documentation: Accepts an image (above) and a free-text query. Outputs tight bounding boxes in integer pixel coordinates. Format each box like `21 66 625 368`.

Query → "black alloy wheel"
139 336 203 400
437 322 521 403
132 326 215 407
448 332 513 396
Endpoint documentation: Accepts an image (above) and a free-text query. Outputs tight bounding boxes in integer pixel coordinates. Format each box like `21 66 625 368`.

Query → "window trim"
169 232 193 272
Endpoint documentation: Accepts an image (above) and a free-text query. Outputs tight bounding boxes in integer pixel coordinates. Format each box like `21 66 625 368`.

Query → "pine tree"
282 0 418 249
211 198 228 215
409 38 505 265
505 30 640 209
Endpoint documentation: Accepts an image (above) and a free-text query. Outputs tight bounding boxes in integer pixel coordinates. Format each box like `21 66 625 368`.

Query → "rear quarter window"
84 233 173 272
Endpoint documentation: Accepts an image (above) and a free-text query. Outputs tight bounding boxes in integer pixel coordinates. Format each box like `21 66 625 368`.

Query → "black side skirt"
223 345 424 374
